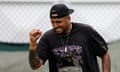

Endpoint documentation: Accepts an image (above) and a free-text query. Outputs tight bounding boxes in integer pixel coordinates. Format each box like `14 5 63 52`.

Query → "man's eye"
56 21 61 23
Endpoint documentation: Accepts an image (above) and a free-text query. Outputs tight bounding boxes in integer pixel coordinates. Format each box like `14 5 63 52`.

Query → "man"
29 4 111 72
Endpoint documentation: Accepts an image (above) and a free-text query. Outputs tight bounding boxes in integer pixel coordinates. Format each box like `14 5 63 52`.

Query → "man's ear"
66 16 71 21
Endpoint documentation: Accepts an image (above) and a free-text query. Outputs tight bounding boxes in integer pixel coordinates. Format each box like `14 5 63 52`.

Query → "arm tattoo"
29 50 41 69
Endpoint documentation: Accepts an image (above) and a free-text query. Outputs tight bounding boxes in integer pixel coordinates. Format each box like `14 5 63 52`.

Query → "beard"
54 27 63 34
54 27 68 35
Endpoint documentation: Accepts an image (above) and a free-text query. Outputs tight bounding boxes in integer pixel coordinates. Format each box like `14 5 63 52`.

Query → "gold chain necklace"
59 24 72 53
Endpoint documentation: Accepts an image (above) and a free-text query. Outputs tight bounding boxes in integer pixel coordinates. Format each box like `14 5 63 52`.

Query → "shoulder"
44 29 54 35
72 22 93 31
72 22 92 28
42 29 56 38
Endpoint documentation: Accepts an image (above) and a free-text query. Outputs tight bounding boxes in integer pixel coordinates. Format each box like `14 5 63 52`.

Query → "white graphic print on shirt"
52 45 83 72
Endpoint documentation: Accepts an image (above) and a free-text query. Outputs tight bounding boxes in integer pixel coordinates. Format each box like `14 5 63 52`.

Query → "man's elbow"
31 66 41 70
30 59 43 70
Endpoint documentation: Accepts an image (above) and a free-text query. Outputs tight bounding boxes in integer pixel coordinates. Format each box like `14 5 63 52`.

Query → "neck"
62 23 72 36
67 23 72 34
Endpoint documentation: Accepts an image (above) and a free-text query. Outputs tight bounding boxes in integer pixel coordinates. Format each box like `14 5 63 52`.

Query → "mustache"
54 27 61 30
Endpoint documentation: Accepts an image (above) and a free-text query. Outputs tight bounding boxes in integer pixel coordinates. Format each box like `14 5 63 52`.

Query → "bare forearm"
102 52 111 72
29 42 43 70
29 50 42 70
29 29 43 70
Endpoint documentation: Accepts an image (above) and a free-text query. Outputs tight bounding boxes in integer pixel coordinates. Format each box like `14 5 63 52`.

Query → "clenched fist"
29 29 42 50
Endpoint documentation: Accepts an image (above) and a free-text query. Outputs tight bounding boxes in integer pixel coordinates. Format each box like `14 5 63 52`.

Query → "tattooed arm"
29 50 43 70
102 52 111 72
29 29 43 70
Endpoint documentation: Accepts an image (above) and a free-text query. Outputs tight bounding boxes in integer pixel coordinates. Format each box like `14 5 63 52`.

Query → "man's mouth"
54 28 63 33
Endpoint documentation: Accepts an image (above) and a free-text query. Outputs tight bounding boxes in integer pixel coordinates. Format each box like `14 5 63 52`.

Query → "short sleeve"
88 26 108 57
37 33 49 63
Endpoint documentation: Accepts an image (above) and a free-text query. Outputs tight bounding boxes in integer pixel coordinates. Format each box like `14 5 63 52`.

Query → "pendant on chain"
65 46 67 53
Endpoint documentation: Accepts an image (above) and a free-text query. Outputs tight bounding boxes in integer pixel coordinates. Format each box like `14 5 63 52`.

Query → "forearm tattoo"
29 50 40 68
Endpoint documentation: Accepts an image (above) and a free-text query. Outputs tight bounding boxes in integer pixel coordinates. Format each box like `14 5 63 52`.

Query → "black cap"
50 4 74 18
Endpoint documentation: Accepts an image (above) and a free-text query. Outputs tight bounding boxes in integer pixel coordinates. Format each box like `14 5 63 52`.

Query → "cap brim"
68 9 74 14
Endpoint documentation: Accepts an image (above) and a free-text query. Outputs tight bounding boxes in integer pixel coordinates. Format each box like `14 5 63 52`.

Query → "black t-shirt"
37 22 108 72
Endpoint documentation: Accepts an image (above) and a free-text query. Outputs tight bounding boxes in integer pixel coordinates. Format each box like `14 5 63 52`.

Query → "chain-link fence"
0 1 120 72
0 1 120 43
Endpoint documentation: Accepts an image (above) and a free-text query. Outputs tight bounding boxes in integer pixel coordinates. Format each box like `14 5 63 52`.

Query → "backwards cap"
50 4 74 18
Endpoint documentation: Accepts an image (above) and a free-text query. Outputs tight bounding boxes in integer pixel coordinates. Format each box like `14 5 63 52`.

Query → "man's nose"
53 23 58 28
